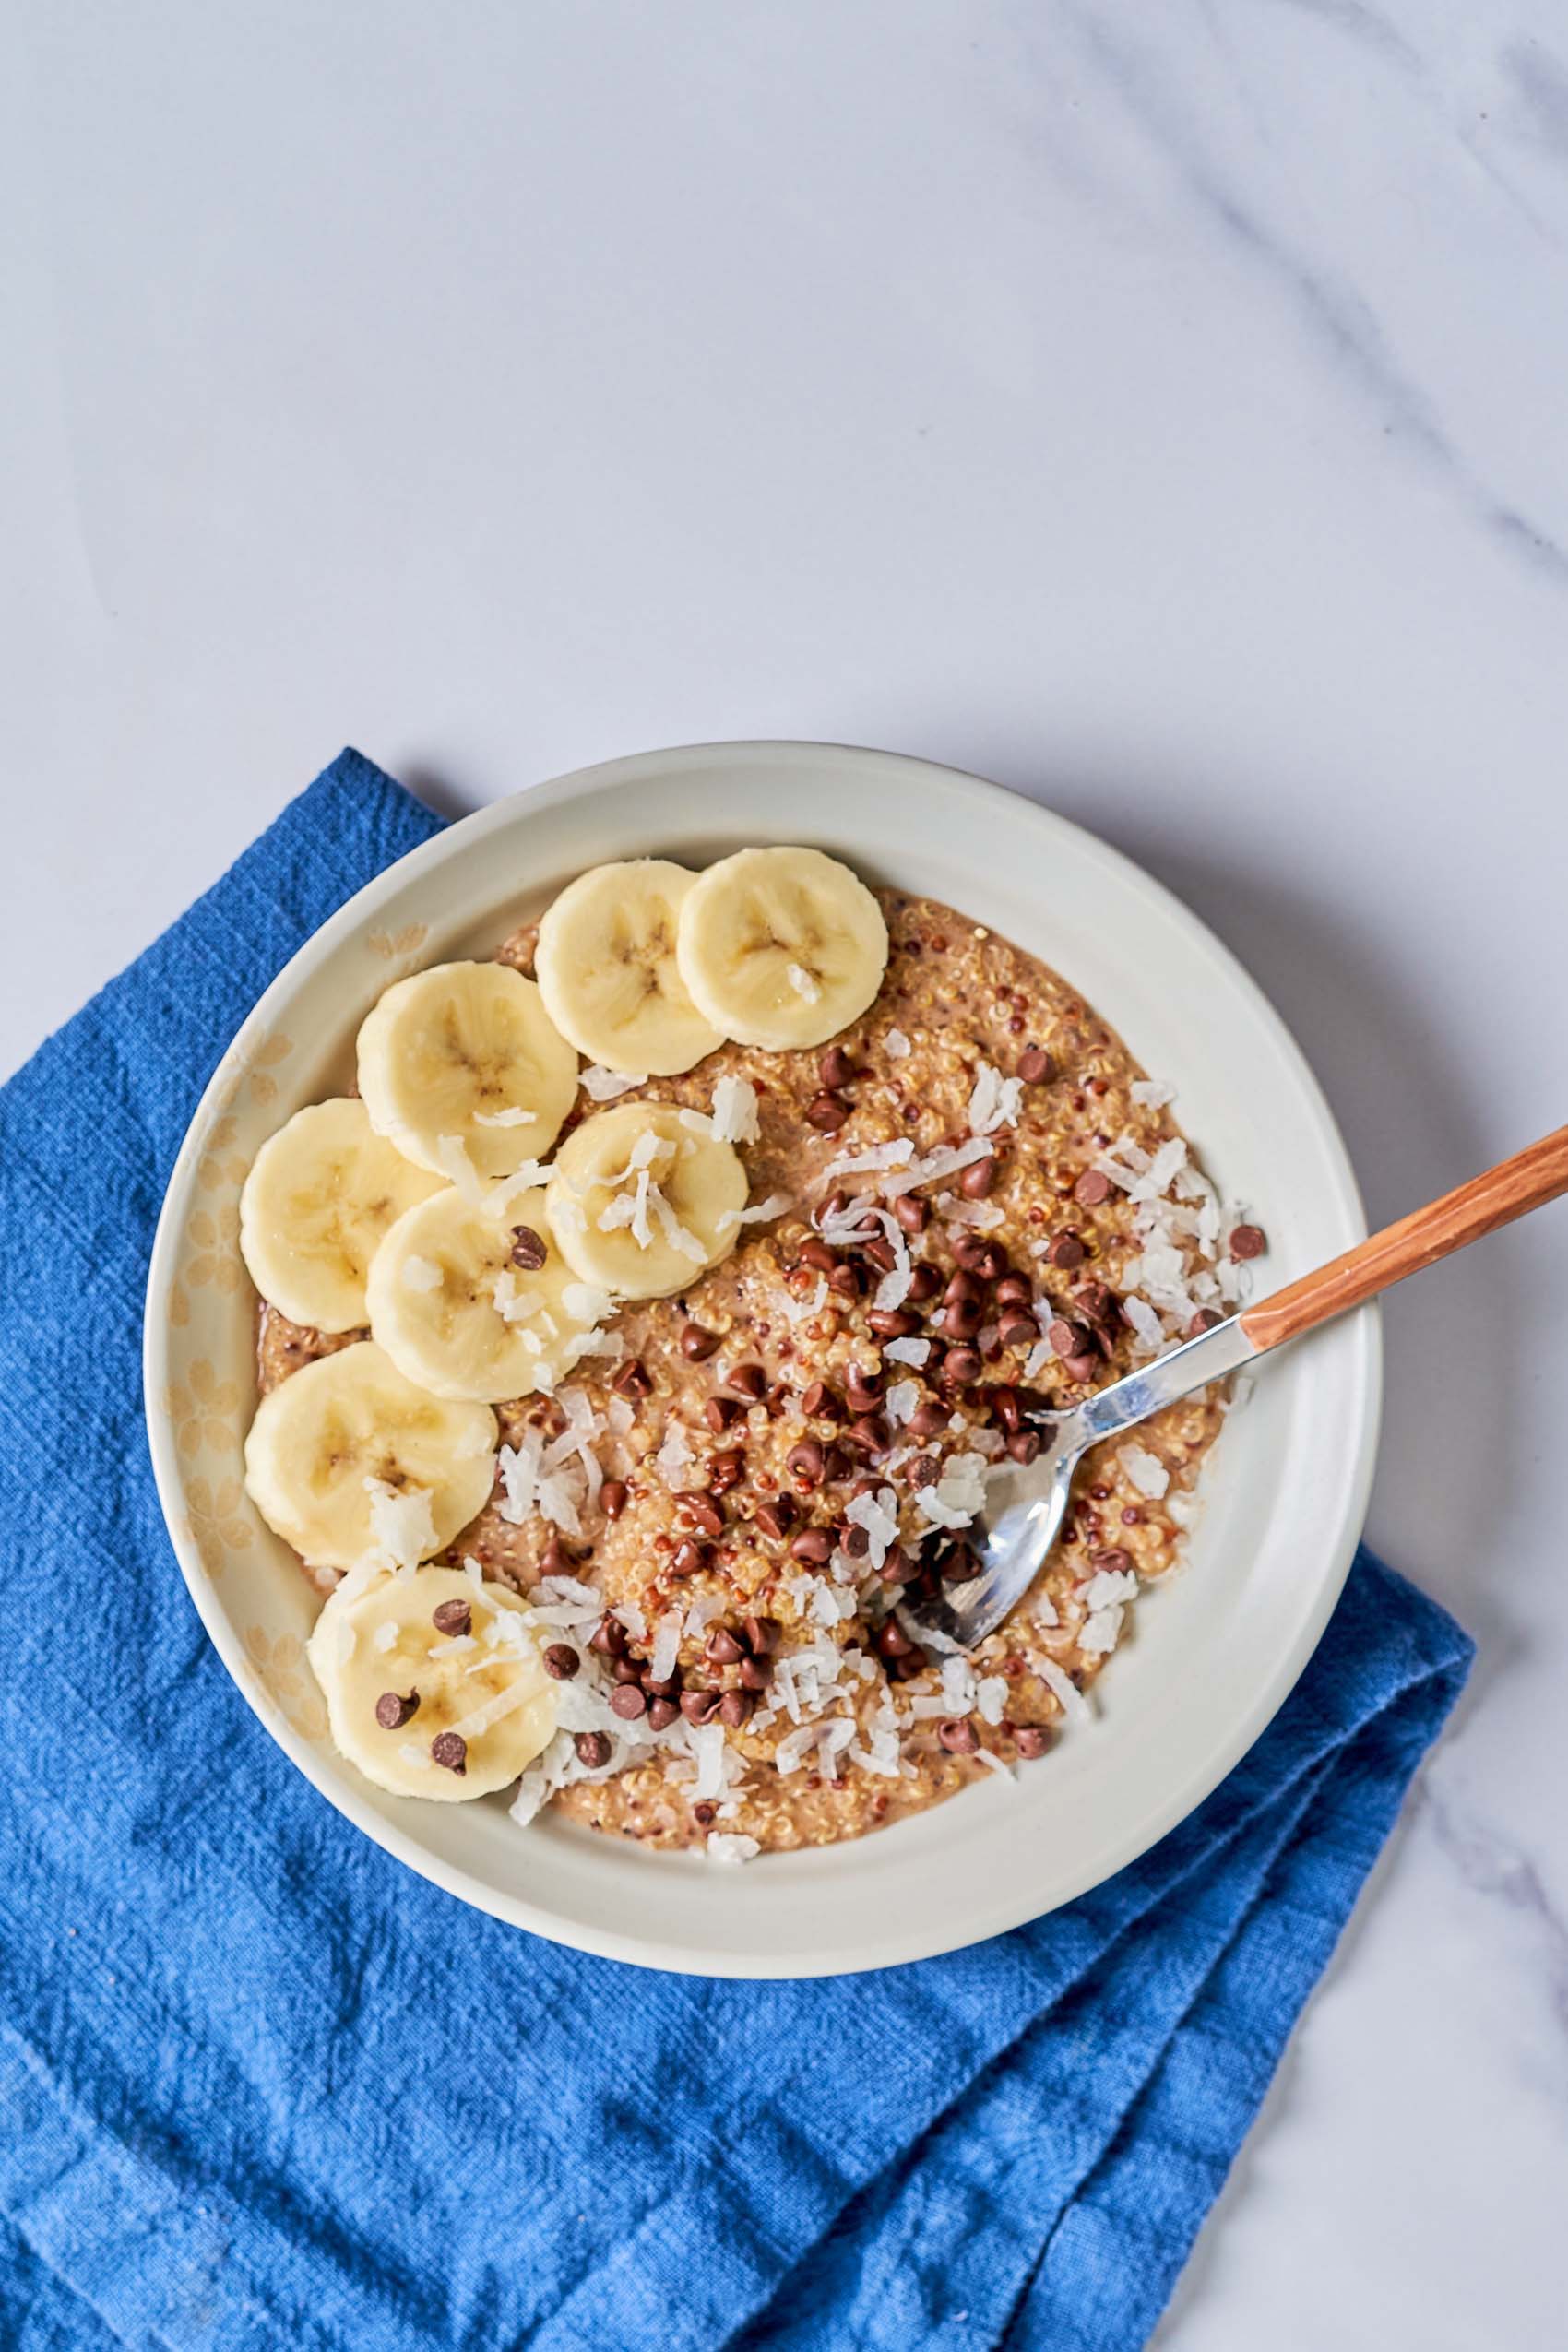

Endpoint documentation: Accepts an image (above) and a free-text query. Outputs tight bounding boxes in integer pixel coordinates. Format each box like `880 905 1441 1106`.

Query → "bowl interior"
146 742 1378 1976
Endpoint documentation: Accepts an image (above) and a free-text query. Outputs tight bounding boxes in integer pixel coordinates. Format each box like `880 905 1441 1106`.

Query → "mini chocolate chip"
806 1093 850 1133
1063 1351 1100 1384
705 1396 739 1433
1014 1725 1050 1758
819 1045 859 1089
600 1478 628 1521
611 1357 651 1398
754 1497 795 1541
944 1268 984 1305
862 1234 897 1273
938 1717 979 1754
790 1526 833 1563
940 1544 980 1583
575 1730 612 1767
680 1322 721 1360
798 1237 837 1273
707 1448 745 1495
867 1307 920 1338
842 1523 872 1559
1017 1045 1054 1083
686 1494 725 1538
943 1346 983 1383
995 1273 1034 1308
908 1401 948 1437
1229 1223 1267 1260
542 1645 580 1681
431 1731 468 1774
907 1455 940 1487
680 1689 720 1724
1006 1428 1042 1465
588 1614 626 1656
941 1298 983 1340
719 1689 752 1728
1093 1547 1134 1576
1048 1230 1087 1269
612 1654 644 1686
610 1683 647 1720
726 1362 766 1402
1188 1307 1224 1336
959 1156 995 1200
1048 1318 1088 1357
374 1690 420 1729
432 1598 471 1637
647 1697 681 1730
742 1614 778 1654
875 1617 915 1657
894 1194 928 1234
998 1313 1039 1351
970 1241 1007 1281
508 1223 548 1271
1074 1169 1111 1206
800 1379 840 1420
540 1533 576 1579
738 1655 772 1692
989 1383 1021 1431
907 1264 942 1301
820 1189 850 1219
787 1439 826 1487
827 1261 861 1297
952 1230 987 1271
671 1538 711 1578
706 1626 747 1665
641 1670 681 1698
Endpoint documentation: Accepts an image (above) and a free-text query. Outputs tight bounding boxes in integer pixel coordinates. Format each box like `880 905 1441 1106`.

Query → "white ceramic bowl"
145 742 1380 1977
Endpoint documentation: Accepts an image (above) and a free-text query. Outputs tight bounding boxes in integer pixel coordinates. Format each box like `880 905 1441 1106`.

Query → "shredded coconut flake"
1039 1657 1092 1726
968 1063 1024 1135
399 1253 443 1294
473 1105 536 1128
706 1832 761 1865
884 1028 911 1058
708 1075 761 1144
363 1478 436 1572
786 962 821 1003
1118 1443 1170 1500
882 1135 992 1199
579 1065 647 1102
1130 1077 1175 1109
822 1138 916 1182
884 1336 930 1367
561 1281 612 1327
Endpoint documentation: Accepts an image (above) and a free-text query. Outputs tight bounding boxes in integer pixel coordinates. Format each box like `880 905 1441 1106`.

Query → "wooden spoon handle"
1240 1123 1568 1355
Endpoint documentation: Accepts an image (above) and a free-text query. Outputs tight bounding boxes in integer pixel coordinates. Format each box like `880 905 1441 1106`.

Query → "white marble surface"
6 3 1567 2340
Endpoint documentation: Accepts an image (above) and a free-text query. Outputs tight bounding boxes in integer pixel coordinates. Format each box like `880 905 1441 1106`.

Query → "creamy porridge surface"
255 890 1250 1853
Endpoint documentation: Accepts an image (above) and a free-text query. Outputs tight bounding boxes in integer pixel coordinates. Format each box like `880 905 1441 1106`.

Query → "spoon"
903 1121 1568 1652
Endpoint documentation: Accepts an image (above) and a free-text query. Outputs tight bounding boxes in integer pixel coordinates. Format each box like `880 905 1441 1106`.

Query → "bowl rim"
144 739 1382 1976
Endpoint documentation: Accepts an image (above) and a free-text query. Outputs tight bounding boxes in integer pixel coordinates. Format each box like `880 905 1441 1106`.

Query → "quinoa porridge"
238 848 1263 1861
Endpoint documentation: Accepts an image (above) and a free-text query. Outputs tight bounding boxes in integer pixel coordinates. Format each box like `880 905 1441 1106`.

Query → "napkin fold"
0 750 1470 2352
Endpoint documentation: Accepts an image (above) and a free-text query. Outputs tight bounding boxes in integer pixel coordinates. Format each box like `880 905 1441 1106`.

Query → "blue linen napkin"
0 748 1471 2352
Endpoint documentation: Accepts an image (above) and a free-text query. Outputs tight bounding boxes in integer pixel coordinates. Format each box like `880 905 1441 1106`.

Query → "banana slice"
365 1184 611 1402
238 1097 445 1332
546 1101 746 1299
534 859 722 1077
356 962 578 1187
307 1564 556 1800
244 1340 496 1571
676 846 888 1051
